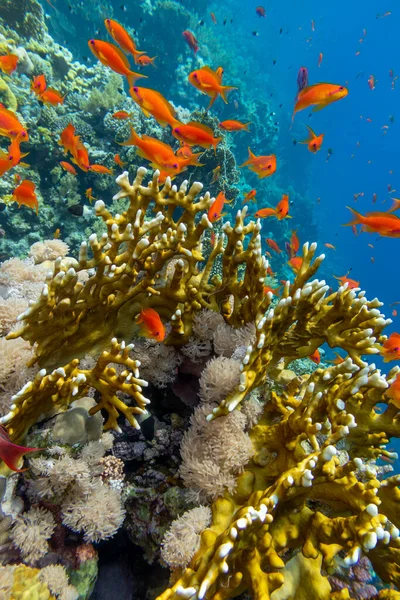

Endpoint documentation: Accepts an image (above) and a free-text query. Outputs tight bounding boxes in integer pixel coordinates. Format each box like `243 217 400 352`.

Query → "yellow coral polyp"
11 565 55 600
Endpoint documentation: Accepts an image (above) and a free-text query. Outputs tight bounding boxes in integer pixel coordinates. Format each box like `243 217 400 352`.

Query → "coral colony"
0 0 399 598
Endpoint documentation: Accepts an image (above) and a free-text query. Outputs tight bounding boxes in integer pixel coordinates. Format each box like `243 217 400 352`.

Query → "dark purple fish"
297 66 309 93
285 241 294 259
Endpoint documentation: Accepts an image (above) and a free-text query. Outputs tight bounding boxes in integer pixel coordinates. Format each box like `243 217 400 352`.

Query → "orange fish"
136 55 157 67
344 206 400 238
58 123 79 155
120 126 182 174
54 228 61 239
288 256 303 273
130 86 179 127
299 125 324 153
208 191 232 223
290 230 300 255
6 132 29 168
219 119 251 132
318 52 323 67
368 75 375 90
60 161 77 175
0 147 14 176
263 285 282 296
11 179 38 215
393 309 398 317
31 74 47 96
333 274 359 289
85 187 95 203
386 373 400 408
88 39 146 87
39 88 65 105
114 154 126 167
309 348 321 364
326 352 345 365
136 308 165 341
89 164 113 174
104 18 145 63
176 144 195 159
210 12 217 24
112 110 131 120
0 53 18 75
293 83 348 122
324 243 336 250
188 66 236 109
380 332 400 362
243 189 257 203
210 164 221 183
172 122 221 153
0 104 28 140
0 425 42 472
182 30 199 55
240 148 277 178
265 238 281 253
276 194 290 219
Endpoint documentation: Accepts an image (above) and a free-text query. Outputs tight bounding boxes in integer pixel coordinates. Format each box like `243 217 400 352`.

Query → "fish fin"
312 103 327 113
243 122 251 131
220 85 237 104
343 206 363 226
389 198 400 212
206 93 218 110
127 71 147 87
304 125 316 139
19 162 30 168
118 125 140 147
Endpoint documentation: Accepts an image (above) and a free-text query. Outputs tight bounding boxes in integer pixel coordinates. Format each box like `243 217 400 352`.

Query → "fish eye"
267 165 271 169
193 73 198 79
90 39 95 45
339 86 344 90
133 86 139 92
173 163 179 169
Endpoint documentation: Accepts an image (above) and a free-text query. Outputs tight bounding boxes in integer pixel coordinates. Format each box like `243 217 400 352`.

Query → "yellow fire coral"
0 337 149 441
208 242 391 420
158 359 400 600
8 167 269 369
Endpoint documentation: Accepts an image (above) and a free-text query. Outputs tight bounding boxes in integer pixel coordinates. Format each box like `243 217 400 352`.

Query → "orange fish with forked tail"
333 274 359 289
130 86 179 127
31 74 47 96
172 122 221 153
387 373 400 408
137 55 157 67
240 148 276 178
120 126 183 175
255 194 290 220
104 19 145 64
208 191 233 223
288 256 303 273
188 66 236 109
39 88 65 105
88 39 146 87
0 53 18 75
0 105 28 140
344 206 400 238
299 125 324 152
11 180 38 214
136 308 165 341
309 348 321 364
380 332 400 362
219 119 251 132
293 83 348 122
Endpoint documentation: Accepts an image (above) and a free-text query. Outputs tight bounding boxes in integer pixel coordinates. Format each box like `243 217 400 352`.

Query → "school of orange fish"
1 6 400 423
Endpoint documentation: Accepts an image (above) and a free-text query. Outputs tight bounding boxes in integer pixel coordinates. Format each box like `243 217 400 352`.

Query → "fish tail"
220 85 237 104
389 197 400 212
343 206 364 226
213 137 222 155
243 122 251 131
132 49 146 64
126 70 147 87
118 125 140 147
240 147 255 167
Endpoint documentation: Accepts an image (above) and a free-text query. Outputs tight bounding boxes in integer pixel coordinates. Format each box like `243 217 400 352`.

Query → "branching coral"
158 359 400 600
8 167 269 369
0 337 150 440
208 242 391 420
